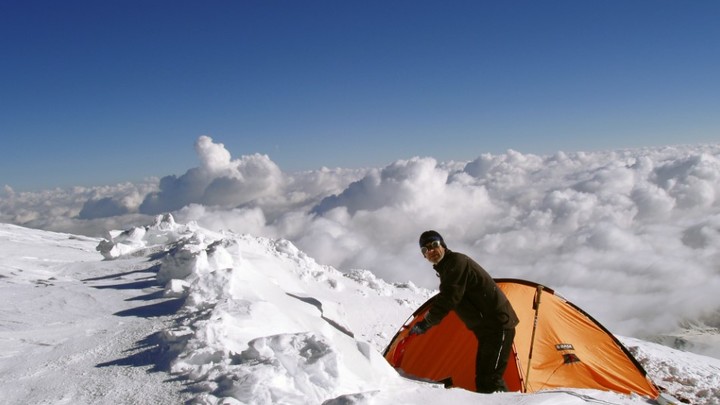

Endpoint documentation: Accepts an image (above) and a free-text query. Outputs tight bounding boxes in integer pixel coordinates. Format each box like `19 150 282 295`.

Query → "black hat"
419 230 447 248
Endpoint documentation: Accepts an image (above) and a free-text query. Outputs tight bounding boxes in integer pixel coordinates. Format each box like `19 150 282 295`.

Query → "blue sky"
2 0 719 191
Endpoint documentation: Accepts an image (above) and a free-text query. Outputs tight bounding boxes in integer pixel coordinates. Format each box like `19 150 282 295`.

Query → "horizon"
2 1 720 191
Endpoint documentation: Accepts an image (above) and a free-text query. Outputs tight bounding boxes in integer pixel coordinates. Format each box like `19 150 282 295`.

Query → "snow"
1 218 719 404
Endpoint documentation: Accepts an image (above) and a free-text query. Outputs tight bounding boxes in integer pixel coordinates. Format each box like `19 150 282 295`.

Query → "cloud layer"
2 137 720 342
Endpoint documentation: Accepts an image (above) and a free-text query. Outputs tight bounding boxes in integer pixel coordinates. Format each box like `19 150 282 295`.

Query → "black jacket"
424 250 519 331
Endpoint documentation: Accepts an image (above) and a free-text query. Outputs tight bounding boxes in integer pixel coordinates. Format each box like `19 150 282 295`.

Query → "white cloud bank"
2 136 720 354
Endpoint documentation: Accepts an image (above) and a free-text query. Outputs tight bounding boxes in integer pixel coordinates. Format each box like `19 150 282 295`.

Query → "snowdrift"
97 214 434 403
92 215 720 404
3 217 717 404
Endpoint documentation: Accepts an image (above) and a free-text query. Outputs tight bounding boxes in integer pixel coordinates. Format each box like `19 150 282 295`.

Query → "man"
410 230 519 393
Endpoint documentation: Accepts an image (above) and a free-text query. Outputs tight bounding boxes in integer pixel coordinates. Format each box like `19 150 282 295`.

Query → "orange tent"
384 279 661 399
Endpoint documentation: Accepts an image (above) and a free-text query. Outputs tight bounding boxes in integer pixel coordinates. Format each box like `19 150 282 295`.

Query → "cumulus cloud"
0 136 365 237
139 136 284 214
79 190 146 219
2 138 720 343
135 136 370 220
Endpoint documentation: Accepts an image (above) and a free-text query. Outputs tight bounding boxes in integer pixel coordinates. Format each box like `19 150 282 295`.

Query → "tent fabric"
384 278 660 399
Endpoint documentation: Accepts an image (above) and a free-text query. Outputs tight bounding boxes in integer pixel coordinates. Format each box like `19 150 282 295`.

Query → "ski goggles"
421 240 442 255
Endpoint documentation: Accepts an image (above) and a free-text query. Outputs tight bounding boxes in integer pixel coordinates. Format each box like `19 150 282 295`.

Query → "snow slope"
1 218 718 404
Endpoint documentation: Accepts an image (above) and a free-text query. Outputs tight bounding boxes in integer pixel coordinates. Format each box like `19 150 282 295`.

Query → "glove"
410 320 431 335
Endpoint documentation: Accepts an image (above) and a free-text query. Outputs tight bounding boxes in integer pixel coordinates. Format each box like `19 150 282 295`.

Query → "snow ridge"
98 215 424 404
94 215 720 405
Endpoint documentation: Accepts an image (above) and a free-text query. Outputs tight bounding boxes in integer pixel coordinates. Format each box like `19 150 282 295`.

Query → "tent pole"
524 285 544 392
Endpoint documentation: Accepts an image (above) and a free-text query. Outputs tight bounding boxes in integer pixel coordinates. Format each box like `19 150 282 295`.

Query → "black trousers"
472 327 516 393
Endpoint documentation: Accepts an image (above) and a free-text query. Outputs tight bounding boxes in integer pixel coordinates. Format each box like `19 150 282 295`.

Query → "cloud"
0 136 366 238
137 136 365 217
3 139 720 341
314 157 454 215
139 136 285 214
0 182 158 236
652 153 720 209
79 197 130 219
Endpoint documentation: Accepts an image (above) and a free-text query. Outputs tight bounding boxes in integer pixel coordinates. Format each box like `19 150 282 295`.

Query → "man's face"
421 240 445 264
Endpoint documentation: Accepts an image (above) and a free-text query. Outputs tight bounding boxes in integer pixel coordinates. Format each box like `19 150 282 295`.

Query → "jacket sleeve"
424 254 470 326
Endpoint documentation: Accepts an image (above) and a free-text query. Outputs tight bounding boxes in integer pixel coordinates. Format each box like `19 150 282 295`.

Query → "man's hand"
410 319 431 335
